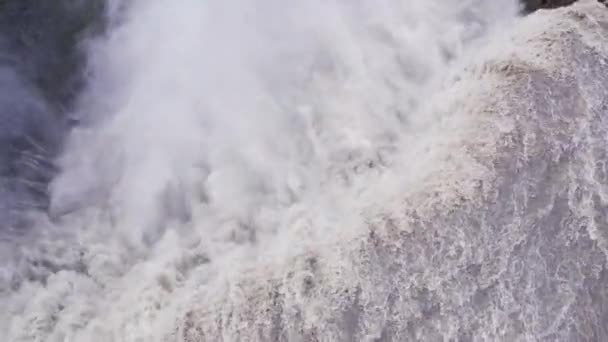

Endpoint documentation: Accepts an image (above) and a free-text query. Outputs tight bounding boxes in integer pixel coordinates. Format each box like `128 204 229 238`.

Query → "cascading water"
2 0 608 341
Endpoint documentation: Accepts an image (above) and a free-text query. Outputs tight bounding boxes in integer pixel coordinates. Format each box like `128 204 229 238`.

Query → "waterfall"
3 0 608 341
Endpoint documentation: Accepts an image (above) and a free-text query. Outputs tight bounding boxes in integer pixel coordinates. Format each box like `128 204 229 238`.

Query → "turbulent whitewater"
2 0 608 341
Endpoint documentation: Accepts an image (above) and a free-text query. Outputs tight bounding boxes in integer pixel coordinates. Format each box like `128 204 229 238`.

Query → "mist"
2 0 523 340
53 0 519 250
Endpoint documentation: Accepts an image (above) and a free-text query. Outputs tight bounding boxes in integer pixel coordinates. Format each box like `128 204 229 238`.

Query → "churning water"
3 0 608 340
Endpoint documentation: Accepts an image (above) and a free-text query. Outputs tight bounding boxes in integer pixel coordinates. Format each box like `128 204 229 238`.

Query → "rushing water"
3 0 608 341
